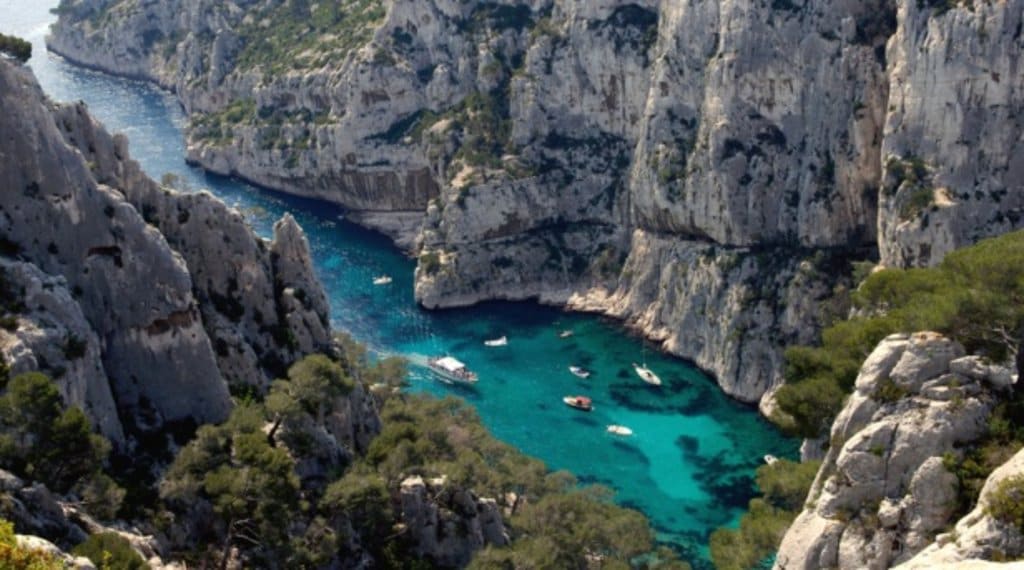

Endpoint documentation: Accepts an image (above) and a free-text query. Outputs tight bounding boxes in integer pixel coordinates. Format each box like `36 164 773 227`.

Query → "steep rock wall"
0 58 331 441
46 0 1024 405
774 332 1020 568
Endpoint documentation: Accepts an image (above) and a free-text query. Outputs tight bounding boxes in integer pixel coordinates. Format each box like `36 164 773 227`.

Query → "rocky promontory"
775 332 1023 569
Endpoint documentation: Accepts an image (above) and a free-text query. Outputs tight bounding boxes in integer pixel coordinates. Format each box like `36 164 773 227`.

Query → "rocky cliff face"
46 0 1024 405
774 332 1021 569
0 57 331 444
399 475 509 567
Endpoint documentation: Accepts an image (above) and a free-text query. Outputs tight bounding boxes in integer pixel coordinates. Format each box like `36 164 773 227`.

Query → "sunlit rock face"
0 58 331 443
774 332 1022 569
48 0 1024 406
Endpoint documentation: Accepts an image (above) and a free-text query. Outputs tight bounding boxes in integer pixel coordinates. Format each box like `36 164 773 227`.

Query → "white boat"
764 454 779 465
633 362 662 386
373 275 393 285
484 336 508 347
559 330 574 339
607 425 633 436
563 395 593 411
427 356 478 384
569 366 591 379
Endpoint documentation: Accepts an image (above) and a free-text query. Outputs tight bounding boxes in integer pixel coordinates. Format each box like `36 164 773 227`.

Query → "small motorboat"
633 362 662 386
607 425 633 436
563 395 593 412
558 330 574 339
427 356 478 384
569 366 591 379
373 275 393 285
484 335 508 347
763 454 779 465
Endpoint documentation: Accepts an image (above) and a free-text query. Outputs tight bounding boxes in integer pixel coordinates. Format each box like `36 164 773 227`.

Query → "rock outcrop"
0 57 330 441
898 448 1024 567
774 332 1020 569
399 475 509 568
46 0 1024 406
1 467 186 569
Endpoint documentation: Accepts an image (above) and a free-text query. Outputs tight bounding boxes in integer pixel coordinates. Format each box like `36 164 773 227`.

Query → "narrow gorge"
2 0 1023 568
45 0 1024 409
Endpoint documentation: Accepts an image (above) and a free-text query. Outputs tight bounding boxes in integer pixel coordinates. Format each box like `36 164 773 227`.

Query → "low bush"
72 532 149 570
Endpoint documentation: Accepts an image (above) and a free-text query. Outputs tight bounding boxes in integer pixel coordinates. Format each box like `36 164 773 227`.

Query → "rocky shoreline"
44 0 1024 410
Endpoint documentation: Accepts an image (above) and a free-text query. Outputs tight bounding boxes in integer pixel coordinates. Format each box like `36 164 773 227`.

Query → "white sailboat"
633 343 662 386
484 335 508 347
373 275 393 285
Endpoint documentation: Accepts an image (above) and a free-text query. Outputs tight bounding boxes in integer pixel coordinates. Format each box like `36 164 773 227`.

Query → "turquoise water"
2 2 797 564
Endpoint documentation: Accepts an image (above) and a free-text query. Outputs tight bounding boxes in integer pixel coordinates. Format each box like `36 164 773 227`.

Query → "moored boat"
633 362 662 386
484 335 508 347
372 275 393 285
569 366 591 379
427 356 478 384
607 425 633 436
559 330 574 338
763 454 779 465
563 395 593 411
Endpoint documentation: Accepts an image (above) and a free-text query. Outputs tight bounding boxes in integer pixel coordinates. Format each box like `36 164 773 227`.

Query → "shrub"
776 230 1024 438
72 533 149 570
0 372 111 492
872 378 908 403
709 498 795 570
419 251 441 276
986 475 1024 532
0 33 31 64
0 518 62 570
160 404 300 567
710 460 821 570
900 185 935 220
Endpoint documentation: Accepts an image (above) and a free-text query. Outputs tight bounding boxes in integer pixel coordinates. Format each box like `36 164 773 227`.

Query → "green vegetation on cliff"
0 33 31 64
0 518 62 570
0 330 682 567
72 533 149 570
775 229 1024 439
0 372 113 496
234 0 385 74
709 459 820 570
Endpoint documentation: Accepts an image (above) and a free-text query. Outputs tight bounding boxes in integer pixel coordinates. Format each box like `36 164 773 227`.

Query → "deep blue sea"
1 2 797 563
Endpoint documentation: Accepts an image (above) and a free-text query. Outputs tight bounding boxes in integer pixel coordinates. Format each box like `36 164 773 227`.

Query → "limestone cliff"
0 57 330 444
46 0 1024 405
399 475 509 567
774 332 1022 569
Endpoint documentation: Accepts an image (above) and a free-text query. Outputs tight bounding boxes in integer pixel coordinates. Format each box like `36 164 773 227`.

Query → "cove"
3 2 797 563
